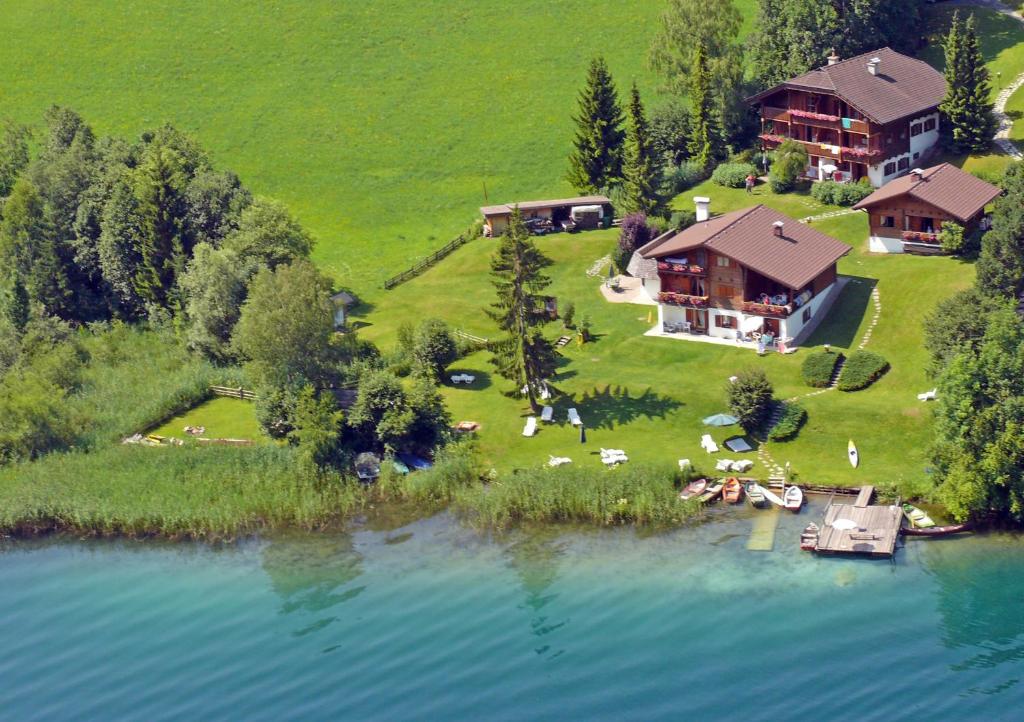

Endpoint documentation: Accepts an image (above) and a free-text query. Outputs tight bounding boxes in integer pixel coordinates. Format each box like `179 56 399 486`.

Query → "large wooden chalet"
852 163 1001 254
636 203 850 345
748 48 947 187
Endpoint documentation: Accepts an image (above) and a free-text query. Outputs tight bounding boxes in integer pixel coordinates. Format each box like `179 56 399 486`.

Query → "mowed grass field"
0 1 764 301
356 175 971 491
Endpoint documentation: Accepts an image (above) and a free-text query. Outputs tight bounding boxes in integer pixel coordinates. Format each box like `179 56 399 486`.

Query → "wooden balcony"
762 106 791 123
759 134 886 163
658 292 709 308
902 231 939 244
788 109 872 134
657 260 706 276
740 300 793 318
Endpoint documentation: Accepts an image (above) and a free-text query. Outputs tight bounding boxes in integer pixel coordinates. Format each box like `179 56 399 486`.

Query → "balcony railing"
758 134 886 162
657 260 706 276
762 106 791 123
902 231 939 244
741 300 793 318
658 292 709 308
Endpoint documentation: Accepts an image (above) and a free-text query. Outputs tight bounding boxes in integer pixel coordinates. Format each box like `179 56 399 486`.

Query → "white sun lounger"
917 388 937 401
731 459 754 473
701 434 719 453
522 416 537 437
678 458 692 470
568 408 582 426
715 459 734 472
541 406 554 422
548 455 572 467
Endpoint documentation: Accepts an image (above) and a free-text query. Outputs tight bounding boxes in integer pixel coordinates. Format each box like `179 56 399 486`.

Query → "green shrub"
801 350 843 387
810 180 873 206
837 350 889 391
665 160 706 194
768 401 807 441
711 162 758 188
669 209 696 230
938 222 965 254
726 368 774 431
769 139 808 193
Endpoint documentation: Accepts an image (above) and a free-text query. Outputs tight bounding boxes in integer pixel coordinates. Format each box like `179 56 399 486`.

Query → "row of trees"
923 161 1024 521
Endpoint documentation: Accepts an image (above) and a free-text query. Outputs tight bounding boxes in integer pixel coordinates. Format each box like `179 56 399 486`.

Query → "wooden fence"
210 385 258 401
454 329 490 347
383 224 482 290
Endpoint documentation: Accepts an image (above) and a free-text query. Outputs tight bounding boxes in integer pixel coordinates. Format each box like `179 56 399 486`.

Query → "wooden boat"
800 522 819 551
848 439 859 468
723 477 743 504
679 478 708 501
902 521 972 537
697 481 724 504
783 484 803 512
902 503 936 529
744 481 767 508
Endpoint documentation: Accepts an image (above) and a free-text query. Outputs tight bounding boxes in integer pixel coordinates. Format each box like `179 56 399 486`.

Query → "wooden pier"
815 496 902 557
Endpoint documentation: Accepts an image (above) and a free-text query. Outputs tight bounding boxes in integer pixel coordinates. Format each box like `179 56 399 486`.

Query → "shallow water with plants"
3 499 1024 719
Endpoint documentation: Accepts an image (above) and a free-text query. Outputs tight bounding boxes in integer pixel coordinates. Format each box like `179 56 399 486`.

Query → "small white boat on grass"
848 440 859 468
783 485 803 512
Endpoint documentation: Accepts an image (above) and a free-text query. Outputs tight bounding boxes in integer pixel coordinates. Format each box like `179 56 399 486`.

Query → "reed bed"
453 463 702 529
0 444 361 540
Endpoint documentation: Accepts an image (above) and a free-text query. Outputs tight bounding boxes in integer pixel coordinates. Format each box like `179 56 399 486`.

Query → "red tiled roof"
480 195 610 216
852 163 1002 221
640 205 850 290
748 48 947 125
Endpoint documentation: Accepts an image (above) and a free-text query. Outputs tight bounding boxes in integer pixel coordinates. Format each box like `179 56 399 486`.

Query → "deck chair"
701 434 719 453
522 416 537 437
917 388 937 402
567 408 582 426
541 406 554 423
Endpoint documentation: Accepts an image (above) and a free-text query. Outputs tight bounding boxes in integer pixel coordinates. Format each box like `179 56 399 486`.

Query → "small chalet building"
637 202 850 345
852 163 1002 253
748 48 947 187
480 195 612 236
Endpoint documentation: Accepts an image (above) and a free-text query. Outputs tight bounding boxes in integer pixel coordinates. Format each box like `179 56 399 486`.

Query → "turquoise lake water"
3 499 1024 720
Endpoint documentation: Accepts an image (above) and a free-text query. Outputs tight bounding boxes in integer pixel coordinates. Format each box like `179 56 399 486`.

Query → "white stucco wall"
868 152 911 187
708 309 743 340
869 235 904 254
642 278 660 300
779 282 835 339
909 112 940 159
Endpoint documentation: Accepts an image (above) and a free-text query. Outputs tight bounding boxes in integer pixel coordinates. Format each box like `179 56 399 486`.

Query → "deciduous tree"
223 197 313 268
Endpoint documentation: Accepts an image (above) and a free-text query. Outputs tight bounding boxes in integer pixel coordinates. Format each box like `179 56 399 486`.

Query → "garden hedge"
768 401 807 441
801 351 843 388
837 350 889 391
810 180 873 206
711 162 758 189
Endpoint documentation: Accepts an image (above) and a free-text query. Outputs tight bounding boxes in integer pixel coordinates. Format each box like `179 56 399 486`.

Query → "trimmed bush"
669 209 696 230
811 180 873 206
768 401 807 441
801 350 844 388
837 350 889 391
712 162 758 188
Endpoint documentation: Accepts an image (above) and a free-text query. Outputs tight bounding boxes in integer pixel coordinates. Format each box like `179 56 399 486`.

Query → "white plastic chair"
522 417 537 437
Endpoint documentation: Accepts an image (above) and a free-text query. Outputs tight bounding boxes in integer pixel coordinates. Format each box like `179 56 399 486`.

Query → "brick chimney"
694 196 711 223
867 57 881 76
773 220 785 237
827 51 840 66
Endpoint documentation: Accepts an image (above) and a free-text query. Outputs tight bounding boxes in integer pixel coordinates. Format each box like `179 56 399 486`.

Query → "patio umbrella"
702 413 738 427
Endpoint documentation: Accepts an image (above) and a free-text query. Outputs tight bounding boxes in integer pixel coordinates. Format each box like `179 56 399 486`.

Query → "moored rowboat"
800 522 819 551
744 481 767 508
723 477 743 504
902 503 936 529
697 482 724 504
679 478 708 501
783 485 803 511
902 522 971 536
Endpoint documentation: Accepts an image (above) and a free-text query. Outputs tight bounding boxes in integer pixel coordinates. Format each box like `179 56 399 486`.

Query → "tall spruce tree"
132 140 189 310
567 57 626 193
622 83 660 215
0 177 69 316
688 43 721 173
939 12 997 153
486 208 558 412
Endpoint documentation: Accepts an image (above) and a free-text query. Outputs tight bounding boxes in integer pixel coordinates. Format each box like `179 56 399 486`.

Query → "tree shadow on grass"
804 275 876 349
563 385 683 431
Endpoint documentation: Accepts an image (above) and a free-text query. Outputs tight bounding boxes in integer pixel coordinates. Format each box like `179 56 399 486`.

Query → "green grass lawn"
149 396 264 443
358 173 973 491
1008 84 1024 153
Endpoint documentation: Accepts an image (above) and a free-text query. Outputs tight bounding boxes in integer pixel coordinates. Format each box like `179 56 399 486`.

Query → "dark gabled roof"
748 48 947 125
852 163 1002 222
626 249 659 279
480 195 610 216
640 205 850 290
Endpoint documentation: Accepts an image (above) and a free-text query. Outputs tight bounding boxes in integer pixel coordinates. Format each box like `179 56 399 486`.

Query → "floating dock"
814 486 902 557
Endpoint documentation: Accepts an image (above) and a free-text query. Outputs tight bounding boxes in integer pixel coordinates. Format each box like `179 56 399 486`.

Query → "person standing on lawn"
745 173 756 194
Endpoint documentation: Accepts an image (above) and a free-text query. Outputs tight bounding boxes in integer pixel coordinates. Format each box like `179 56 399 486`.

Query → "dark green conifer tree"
687 43 721 173
567 57 626 193
132 141 188 310
487 208 558 411
940 12 997 153
623 83 661 215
